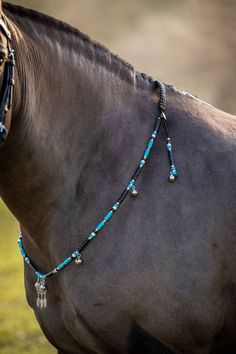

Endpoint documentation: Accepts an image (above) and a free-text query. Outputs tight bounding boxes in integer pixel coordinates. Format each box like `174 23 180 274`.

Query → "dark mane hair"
3 2 154 85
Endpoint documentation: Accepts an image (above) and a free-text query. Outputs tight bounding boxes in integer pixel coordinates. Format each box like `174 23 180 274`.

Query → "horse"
0 2 235 353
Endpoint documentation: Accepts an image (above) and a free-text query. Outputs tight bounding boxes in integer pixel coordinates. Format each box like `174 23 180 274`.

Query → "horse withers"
0 2 235 353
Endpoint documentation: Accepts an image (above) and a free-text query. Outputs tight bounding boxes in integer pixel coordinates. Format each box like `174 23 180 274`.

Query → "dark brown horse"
0 2 235 353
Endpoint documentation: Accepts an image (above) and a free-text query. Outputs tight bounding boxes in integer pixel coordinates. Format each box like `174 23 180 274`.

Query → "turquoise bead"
148 139 154 150
57 258 72 270
127 179 135 190
88 232 96 240
152 131 157 138
25 257 30 264
171 166 177 176
104 211 113 222
64 257 72 265
18 239 23 248
57 263 65 271
96 221 105 231
36 272 45 279
20 249 26 257
167 143 172 151
72 251 80 258
112 202 119 211
144 148 150 159
140 160 145 168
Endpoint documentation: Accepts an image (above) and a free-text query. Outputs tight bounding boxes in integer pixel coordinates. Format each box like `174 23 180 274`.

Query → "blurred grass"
0 200 55 354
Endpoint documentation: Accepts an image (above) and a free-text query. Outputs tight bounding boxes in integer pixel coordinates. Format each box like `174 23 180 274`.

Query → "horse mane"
3 2 154 86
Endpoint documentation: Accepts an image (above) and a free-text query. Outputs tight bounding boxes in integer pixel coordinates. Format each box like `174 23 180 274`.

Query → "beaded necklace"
18 80 177 309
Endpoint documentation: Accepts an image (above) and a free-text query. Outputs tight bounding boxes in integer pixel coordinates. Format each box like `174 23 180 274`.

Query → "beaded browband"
18 80 177 310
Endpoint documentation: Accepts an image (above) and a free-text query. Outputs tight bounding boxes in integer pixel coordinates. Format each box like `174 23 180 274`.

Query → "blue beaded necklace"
18 80 177 309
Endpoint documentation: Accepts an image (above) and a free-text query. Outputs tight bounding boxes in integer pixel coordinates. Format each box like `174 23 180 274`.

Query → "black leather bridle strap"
0 16 15 144
0 18 11 40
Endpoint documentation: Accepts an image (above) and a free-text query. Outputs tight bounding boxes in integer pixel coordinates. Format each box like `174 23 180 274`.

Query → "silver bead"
40 285 47 291
130 187 138 197
169 174 176 183
75 257 83 265
35 281 41 290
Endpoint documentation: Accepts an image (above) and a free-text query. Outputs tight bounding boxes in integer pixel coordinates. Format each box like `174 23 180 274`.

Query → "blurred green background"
1 0 235 353
0 202 54 353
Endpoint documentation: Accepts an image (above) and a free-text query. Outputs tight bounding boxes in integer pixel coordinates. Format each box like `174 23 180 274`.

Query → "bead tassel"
163 115 178 181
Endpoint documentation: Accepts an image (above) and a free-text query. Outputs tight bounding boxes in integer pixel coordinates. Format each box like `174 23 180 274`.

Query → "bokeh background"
0 0 235 353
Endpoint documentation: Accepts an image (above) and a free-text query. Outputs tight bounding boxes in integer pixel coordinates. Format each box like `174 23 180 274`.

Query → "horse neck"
0 14 157 259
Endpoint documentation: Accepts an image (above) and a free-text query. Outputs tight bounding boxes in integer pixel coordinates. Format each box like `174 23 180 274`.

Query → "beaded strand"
162 115 178 182
18 80 178 309
17 117 162 279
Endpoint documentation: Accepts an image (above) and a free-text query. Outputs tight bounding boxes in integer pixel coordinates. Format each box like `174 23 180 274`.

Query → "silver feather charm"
35 278 47 309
